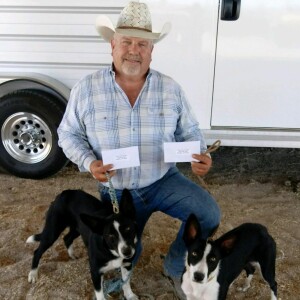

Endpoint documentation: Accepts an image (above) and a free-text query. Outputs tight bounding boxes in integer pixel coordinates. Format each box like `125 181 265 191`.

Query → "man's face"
111 34 154 78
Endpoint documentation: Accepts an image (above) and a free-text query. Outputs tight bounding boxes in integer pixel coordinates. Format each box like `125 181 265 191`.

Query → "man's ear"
119 189 136 220
111 36 115 47
111 36 116 54
80 213 105 234
183 214 202 246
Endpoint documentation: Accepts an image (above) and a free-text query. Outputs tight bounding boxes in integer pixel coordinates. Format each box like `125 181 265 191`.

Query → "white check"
164 141 201 163
102 146 140 170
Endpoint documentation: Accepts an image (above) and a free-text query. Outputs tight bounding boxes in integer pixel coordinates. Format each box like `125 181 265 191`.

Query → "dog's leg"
27 233 42 282
28 240 54 283
259 250 278 300
218 283 230 300
63 228 80 259
237 262 256 292
90 258 105 300
93 278 105 300
28 221 67 283
237 274 253 292
121 264 138 300
93 276 105 300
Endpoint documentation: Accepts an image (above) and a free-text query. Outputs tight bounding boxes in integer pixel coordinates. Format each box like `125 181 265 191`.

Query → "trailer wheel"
0 90 68 179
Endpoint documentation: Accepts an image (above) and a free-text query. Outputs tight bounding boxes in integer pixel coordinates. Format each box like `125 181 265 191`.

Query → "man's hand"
191 154 212 177
89 160 116 182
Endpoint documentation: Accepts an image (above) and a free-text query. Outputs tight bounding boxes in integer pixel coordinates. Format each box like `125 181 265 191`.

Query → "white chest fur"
99 257 123 274
182 272 220 300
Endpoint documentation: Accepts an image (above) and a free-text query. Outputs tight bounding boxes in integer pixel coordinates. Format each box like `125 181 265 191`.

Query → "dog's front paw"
125 294 139 300
28 269 38 283
123 285 139 300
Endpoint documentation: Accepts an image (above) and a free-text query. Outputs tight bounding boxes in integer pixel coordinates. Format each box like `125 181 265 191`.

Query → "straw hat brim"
95 15 171 44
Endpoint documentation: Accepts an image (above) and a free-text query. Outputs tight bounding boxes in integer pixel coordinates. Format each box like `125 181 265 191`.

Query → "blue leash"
105 172 120 214
103 174 124 298
103 268 132 299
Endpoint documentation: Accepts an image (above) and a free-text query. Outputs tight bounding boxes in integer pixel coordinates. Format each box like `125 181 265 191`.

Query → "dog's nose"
121 246 133 258
194 272 205 282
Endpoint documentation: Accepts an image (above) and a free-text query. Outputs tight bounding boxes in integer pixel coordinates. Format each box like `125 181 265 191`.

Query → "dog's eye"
210 256 216 262
125 226 131 232
192 251 198 257
107 234 116 243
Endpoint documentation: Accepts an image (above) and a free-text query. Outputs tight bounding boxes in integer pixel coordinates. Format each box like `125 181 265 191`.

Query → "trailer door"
211 0 300 129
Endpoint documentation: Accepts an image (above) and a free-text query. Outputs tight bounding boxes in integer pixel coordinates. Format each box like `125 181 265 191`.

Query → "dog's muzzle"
121 246 135 259
193 271 205 283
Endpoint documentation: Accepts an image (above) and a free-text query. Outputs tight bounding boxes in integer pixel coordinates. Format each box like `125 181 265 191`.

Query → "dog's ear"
218 234 237 257
183 214 201 246
119 189 136 219
80 213 106 234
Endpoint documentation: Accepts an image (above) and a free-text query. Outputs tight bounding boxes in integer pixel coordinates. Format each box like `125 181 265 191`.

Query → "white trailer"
0 0 299 178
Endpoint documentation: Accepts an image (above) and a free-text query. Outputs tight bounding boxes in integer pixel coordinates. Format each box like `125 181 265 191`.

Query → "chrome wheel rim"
1 112 52 164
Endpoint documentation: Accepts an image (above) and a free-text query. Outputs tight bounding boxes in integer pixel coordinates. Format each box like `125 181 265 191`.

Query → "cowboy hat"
95 1 171 43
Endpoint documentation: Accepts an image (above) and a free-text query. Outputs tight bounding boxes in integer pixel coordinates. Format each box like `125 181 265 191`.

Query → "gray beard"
122 61 141 76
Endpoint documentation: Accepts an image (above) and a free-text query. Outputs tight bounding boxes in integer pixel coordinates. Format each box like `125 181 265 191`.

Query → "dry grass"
0 164 299 299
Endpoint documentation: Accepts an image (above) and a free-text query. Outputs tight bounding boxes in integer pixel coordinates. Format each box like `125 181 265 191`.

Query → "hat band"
117 26 152 33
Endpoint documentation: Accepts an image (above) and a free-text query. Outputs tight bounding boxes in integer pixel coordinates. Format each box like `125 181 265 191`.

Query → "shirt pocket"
94 111 119 131
145 107 178 139
146 107 177 122
161 108 178 129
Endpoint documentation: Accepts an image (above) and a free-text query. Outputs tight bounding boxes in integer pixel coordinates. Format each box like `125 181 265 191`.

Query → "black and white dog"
182 214 277 300
26 189 138 300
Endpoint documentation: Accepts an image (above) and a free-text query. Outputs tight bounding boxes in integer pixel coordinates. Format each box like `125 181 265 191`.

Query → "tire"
0 89 69 179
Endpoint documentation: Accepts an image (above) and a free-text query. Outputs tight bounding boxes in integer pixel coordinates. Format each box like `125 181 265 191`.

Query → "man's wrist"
83 157 97 173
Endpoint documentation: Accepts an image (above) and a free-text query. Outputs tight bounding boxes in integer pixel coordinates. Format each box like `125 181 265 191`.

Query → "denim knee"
186 191 221 239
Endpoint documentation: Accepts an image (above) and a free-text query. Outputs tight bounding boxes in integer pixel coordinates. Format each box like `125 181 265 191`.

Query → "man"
58 2 221 299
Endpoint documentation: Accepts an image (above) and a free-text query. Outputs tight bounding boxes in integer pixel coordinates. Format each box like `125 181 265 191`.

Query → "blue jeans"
99 166 221 278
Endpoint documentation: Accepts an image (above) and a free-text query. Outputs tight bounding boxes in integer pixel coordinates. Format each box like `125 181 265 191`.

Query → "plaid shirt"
58 66 207 189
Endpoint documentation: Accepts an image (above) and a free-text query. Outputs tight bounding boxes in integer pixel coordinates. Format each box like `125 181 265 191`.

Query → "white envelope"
164 141 201 163
102 146 140 170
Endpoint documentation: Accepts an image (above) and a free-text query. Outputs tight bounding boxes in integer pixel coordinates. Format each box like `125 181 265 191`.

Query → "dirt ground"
0 163 299 300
